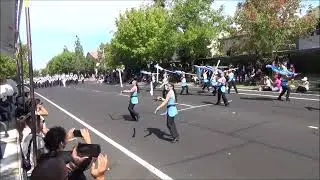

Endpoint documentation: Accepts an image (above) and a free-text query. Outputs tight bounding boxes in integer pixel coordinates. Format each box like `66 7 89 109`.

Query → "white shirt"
303 81 309 91
203 73 207 80
265 79 271 87
152 75 155 83
0 84 14 101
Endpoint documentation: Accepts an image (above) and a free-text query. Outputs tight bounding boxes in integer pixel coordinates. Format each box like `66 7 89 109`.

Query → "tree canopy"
44 36 95 75
110 5 177 68
233 0 317 56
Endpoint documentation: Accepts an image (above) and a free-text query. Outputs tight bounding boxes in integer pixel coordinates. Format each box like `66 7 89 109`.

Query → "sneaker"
171 137 179 143
136 115 140 121
215 102 221 105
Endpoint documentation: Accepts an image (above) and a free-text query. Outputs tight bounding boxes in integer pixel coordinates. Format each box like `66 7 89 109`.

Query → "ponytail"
136 83 140 93
171 84 177 102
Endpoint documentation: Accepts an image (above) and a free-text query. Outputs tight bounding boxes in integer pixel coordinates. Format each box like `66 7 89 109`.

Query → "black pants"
217 88 228 105
278 86 291 100
152 82 157 90
180 86 189 94
202 82 210 91
211 86 217 96
296 86 307 93
228 80 238 94
128 103 139 121
167 116 179 139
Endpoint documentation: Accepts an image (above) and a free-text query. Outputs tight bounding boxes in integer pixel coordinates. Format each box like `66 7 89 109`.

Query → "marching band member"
215 73 229 106
160 73 169 98
155 83 179 143
227 69 238 94
122 80 140 121
180 73 189 95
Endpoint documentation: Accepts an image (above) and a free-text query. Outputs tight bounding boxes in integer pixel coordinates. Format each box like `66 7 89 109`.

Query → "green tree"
171 0 232 64
47 51 77 75
33 69 41 77
84 56 95 73
0 54 17 79
153 0 166 8
63 45 69 52
74 35 85 73
111 6 177 68
234 0 318 56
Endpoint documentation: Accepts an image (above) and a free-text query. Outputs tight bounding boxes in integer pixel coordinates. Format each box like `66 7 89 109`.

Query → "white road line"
178 104 213 112
239 92 320 101
237 89 320 97
308 126 319 130
159 104 212 116
34 91 174 180
176 103 193 107
119 93 130 97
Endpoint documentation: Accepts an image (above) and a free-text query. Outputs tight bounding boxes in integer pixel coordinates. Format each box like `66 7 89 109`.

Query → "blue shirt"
130 91 138 104
167 96 177 117
281 79 288 87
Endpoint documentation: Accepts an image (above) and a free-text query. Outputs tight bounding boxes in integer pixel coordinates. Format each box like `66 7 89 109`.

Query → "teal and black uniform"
128 88 139 121
211 77 217 96
215 77 229 106
180 77 189 95
166 95 179 140
227 72 238 94
202 74 210 91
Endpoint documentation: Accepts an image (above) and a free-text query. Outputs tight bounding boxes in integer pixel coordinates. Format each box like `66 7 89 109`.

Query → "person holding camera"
31 150 108 180
38 126 106 180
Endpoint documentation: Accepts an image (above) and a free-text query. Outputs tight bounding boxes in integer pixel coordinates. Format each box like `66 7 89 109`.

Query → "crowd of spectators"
1 77 109 180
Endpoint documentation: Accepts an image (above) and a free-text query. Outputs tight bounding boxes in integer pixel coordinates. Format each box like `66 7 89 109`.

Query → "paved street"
33 82 319 179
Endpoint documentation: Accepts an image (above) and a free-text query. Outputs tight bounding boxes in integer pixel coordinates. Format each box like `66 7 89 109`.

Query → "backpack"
21 133 46 171
21 137 33 171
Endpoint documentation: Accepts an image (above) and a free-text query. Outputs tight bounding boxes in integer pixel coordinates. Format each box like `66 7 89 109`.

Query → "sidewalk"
0 129 23 180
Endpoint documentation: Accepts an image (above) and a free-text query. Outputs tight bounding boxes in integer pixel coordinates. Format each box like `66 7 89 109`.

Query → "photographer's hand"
72 146 89 166
66 128 75 142
81 128 91 144
91 154 108 180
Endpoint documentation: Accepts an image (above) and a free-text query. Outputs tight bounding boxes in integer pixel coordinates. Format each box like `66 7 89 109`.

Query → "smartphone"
73 130 82 137
77 143 101 158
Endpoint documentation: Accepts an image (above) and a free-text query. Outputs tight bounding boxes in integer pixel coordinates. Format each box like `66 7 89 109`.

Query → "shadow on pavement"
108 113 135 121
144 128 172 142
202 101 214 105
240 97 274 101
305 106 320 111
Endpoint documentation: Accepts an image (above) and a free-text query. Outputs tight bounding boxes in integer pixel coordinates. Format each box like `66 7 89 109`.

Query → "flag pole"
24 0 38 165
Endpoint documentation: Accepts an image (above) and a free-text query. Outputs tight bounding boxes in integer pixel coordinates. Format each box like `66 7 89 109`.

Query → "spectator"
259 76 272 91
31 153 108 180
20 114 48 177
1 78 15 137
296 77 309 93
35 98 48 130
42 126 93 180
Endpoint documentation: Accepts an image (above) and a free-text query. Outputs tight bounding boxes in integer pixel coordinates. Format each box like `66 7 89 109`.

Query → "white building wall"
297 35 320 50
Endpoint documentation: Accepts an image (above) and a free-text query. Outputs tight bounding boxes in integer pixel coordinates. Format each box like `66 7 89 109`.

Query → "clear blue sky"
20 0 319 70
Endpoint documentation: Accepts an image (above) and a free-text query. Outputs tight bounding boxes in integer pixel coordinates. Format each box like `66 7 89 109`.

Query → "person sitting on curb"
296 77 309 93
259 76 272 91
